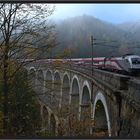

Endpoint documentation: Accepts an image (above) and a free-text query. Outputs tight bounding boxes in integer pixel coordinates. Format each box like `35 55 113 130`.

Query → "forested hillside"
54 15 140 58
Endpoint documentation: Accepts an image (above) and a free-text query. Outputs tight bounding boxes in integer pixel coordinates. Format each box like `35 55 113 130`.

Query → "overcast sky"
50 4 140 24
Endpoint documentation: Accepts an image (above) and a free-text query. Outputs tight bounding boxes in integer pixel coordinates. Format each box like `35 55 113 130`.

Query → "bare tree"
0 3 56 135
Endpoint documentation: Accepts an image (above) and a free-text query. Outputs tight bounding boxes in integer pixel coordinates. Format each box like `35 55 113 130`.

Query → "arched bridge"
25 61 140 137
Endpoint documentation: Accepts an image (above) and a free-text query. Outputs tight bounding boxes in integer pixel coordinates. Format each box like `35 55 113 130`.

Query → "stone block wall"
93 69 130 90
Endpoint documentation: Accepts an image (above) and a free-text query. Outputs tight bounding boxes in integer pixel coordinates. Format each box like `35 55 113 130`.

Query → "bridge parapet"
92 69 130 90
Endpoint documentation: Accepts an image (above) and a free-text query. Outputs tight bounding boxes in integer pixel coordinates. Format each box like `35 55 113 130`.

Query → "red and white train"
28 54 140 75
68 54 140 74
45 54 140 74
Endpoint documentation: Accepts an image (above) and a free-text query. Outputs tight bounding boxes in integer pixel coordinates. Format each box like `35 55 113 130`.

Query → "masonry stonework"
26 63 140 137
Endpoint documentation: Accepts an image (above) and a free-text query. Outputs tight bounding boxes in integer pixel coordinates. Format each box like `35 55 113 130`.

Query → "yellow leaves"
63 48 73 58
0 45 7 54
4 59 19 79
57 105 95 136
21 47 38 58
52 59 63 67
92 129 108 137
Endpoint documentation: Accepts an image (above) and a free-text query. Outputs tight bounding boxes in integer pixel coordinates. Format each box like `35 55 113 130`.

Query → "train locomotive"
38 54 140 75
68 54 140 75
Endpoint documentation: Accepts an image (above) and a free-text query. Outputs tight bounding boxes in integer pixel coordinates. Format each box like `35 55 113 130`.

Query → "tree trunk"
3 47 9 135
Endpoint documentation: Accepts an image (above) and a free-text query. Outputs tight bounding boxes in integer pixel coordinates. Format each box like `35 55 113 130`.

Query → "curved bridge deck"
26 61 140 137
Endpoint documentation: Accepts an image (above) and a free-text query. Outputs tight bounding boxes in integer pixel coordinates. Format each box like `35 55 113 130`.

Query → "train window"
99 61 103 64
93 61 99 64
125 59 129 63
131 58 140 64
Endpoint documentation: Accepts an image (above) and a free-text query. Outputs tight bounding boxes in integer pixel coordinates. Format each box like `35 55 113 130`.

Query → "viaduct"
25 61 140 137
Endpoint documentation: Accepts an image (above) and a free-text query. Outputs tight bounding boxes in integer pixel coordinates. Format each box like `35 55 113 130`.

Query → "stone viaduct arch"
80 80 91 121
45 70 53 104
38 100 59 136
42 106 49 132
79 81 91 135
61 72 70 108
36 69 44 96
50 113 56 135
27 67 112 136
70 75 80 116
92 91 111 137
26 64 140 137
45 70 53 93
53 71 61 108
